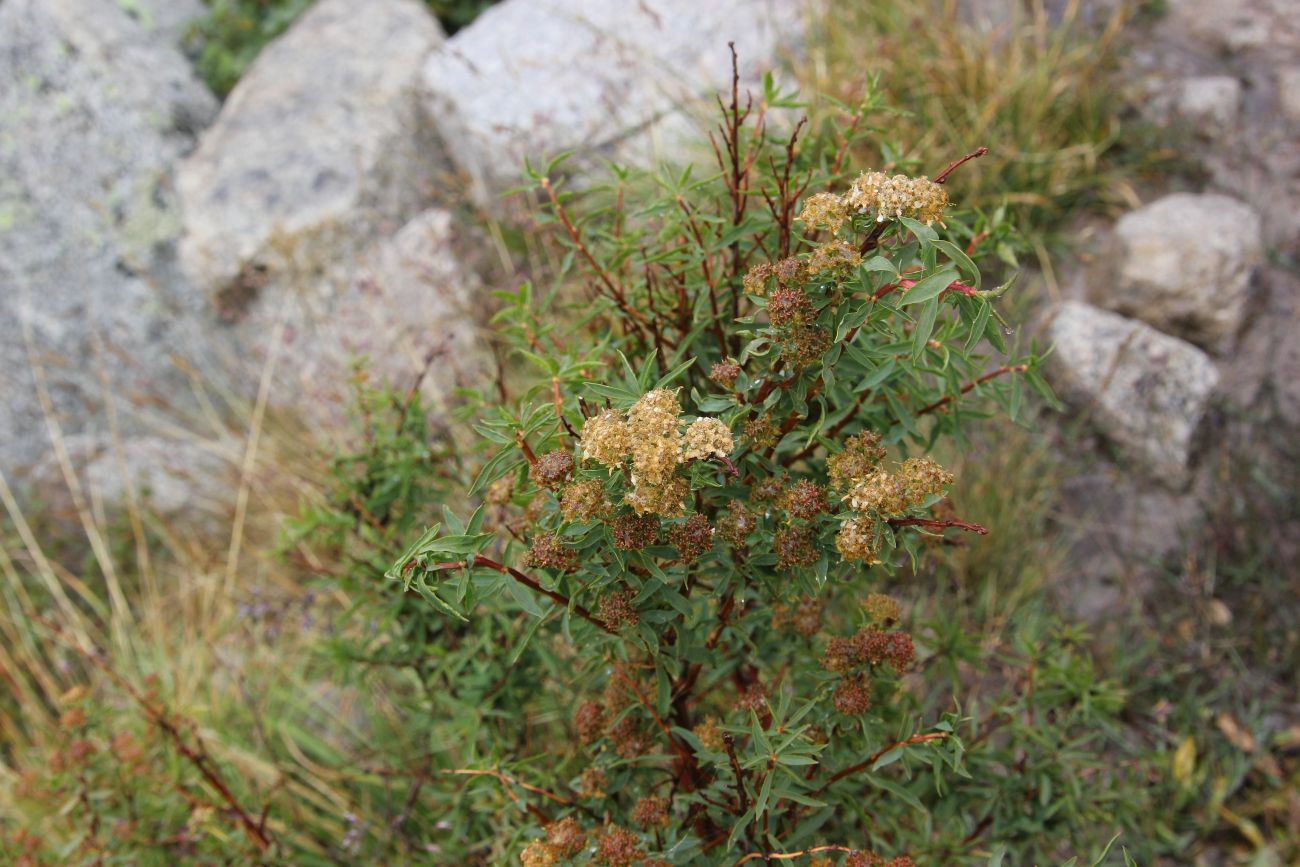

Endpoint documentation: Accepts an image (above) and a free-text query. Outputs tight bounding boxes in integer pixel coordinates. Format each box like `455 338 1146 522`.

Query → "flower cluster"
832 446 954 564
845 457 953 515
579 389 734 517
799 170 948 231
822 626 915 674
847 171 948 225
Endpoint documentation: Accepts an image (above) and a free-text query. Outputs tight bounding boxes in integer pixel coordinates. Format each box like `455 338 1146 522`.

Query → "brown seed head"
716 504 758 545
670 514 713 562
632 795 670 829
575 700 605 744
781 479 827 521
531 449 575 488
611 513 659 550
545 817 587 858
560 479 608 523
594 826 644 867
773 526 818 570
527 534 578 573
598 590 639 630
834 674 873 715
709 359 741 388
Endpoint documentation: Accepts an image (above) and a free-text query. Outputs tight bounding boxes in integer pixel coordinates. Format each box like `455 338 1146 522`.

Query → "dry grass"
800 0 1150 252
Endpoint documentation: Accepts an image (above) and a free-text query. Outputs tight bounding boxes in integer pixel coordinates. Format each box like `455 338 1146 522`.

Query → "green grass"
800 0 1165 258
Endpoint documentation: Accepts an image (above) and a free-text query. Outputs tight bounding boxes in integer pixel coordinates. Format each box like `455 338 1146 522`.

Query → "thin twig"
916 364 1028 415
934 146 989 184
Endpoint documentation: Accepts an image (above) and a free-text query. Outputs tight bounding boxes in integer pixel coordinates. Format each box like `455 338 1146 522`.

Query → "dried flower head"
767 287 816 328
485 474 514 506
827 432 887 491
624 478 687 518
521 840 560 867
709 358 741 388
793 596 823 637
530 449 574 488
716 504 758 545
773 255 806 285
743 414 781 449
864 592 901 626
693 715 724 751
598 590 639 630
627 388 681 436
798 191 851 233
844 470 912 516
806 239 863 274
611 513 659 550
632 795 670 829
774 526 818 570
594 826 644 867
778 324 830 368
743 261 774 296
899 456 954 503
834 673 873 715
609 717 651 758
751 472 786 502
575 700 605 744
683 417 734 461
527 534 577 573
832 519 883 566
581 408 631 468
735 682 769 713
846 170 949 225
560 479 608 523
546 817 587 858
578 767 608 800
781 479 827 521
670 514 713 562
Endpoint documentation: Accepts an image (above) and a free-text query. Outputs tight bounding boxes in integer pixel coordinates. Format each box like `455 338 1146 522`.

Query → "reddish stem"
934 146 989 184
889 516 989 536
916 364 1028 415
427 556 615 634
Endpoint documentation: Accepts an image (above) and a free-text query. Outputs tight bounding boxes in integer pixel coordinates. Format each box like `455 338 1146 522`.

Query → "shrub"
381 60 1130 864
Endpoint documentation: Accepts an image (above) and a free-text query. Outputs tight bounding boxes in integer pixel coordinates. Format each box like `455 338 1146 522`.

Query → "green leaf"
865 773 925 812
901 268 958 307
911 298 940 362
934 240 981 288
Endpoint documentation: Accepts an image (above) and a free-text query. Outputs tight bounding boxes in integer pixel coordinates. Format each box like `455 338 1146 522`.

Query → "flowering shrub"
381 55 1083 863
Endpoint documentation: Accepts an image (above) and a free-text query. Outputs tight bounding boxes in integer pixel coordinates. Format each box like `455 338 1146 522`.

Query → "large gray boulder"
232 208 486 429
1045 302 1220 486
1100 193 1263 351
0 0 218 474
422 0 815 200
176 0 447 302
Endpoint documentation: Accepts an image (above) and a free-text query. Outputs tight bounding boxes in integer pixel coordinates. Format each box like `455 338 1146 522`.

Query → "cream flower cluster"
798 171 949 231
832 441 954 564
579 389 735 516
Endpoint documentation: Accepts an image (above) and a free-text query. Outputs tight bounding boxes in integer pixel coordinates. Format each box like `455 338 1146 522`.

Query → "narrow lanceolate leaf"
912 297 941 362
901 268 958 307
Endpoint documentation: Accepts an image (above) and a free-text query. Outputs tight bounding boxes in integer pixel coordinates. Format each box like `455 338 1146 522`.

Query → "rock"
1277 66 1300 123
1168 0 1274 54
1102 193 1263 351
126 0 207 44
1045 302 1220 486
176 0 446 301
422 0 815 200
235 209 485 427
0 0 219 473
79 435 234 523
1176 75 1242 132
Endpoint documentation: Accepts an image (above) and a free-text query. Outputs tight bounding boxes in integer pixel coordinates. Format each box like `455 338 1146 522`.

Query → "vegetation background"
1 0 1295 864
